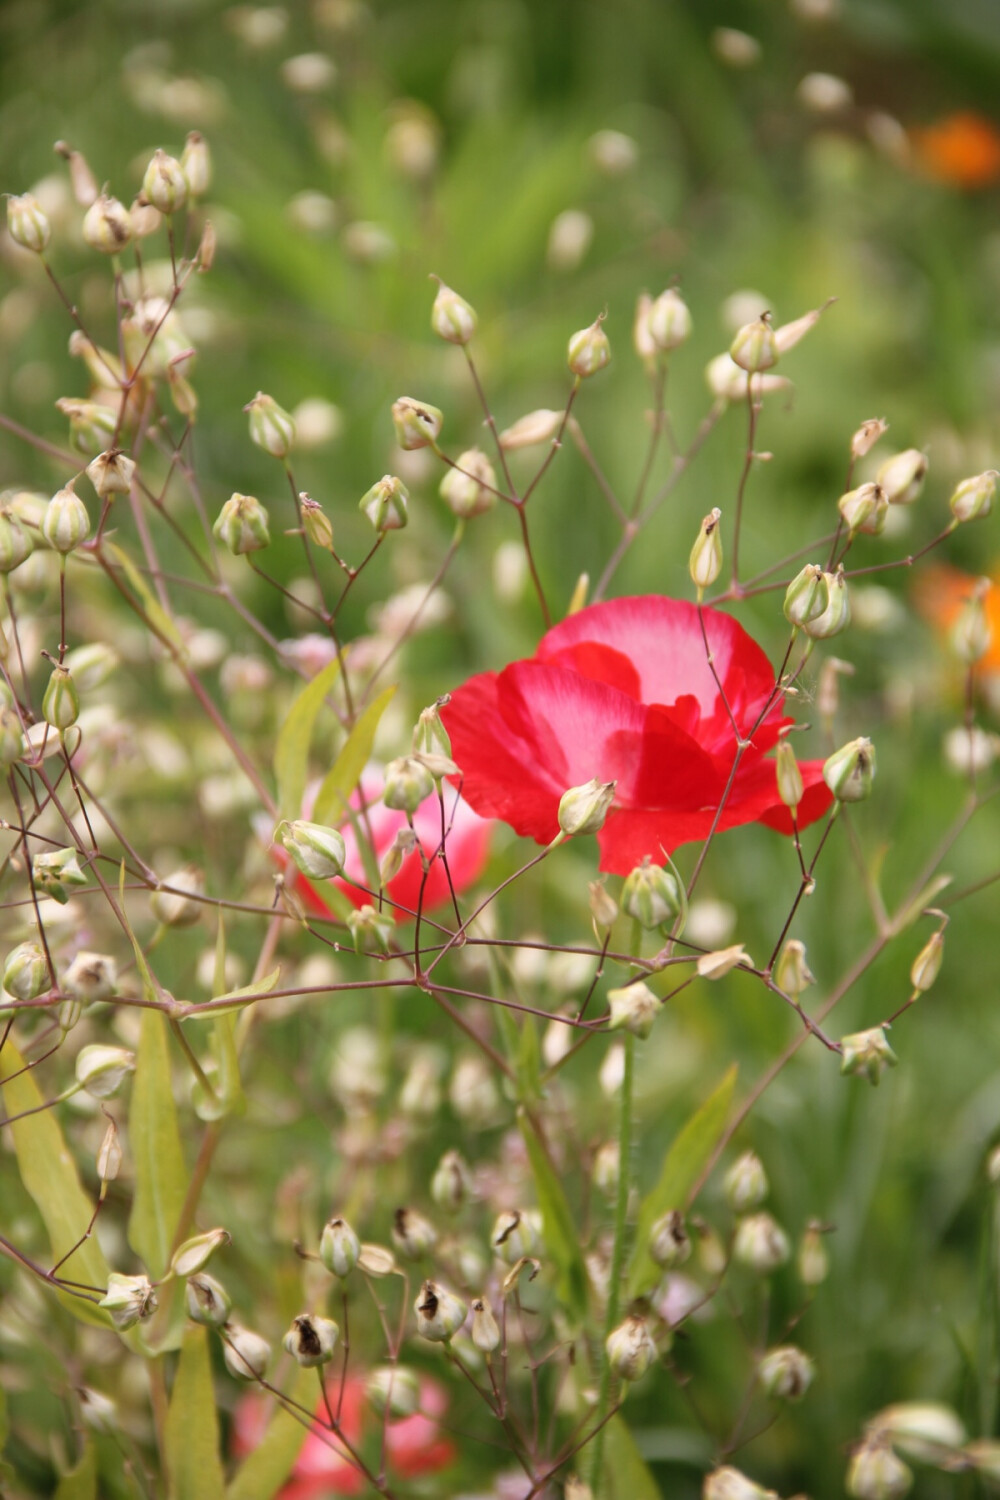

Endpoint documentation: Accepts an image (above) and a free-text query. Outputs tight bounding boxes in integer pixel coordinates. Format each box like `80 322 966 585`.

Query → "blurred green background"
3 1 1000 1496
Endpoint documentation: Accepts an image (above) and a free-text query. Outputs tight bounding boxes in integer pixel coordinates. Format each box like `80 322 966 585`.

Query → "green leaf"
628 1065 737 1300
166 1325 225 1500
118 861 164 1007
210 917 243 1114
603 1416 661 1500
184 966 281 1019
274 657 342 819
225 1367 314 1500
54 1440 97 1500
0 1041 110 1326
312 684 396 826
105 541 185 657
517 1016 541 1104
127 1011 187 1279
519 1108 588 1321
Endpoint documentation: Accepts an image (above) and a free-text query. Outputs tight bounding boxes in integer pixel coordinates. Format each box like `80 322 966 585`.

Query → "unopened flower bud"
470 1296 501 1353
960 1440 1000 1480
42 486 90 553
245 392 295 459
588 1140 619 1198
347 903 394 955
910 930 944 992
391 1207 438 1260
415 1279 466 1341
589 878 619 930
758 1344 815 1401
492 1209 538 1265
695 1218 728 1278
142 149 187 214
180 132 212 198
43 663 79 731
633 292 656 364
383 754 434 814
951 578 992 664
431 1149 472 1213
283 1313 339 1367
607 980 660 1039
775 739 804 810
186 1272 231 1326
499 409 563 450
851 418 888 461
775 939 814 997
213 492 270 555
838 482 888 537
57 398 116 458
440 448 497 518
558 777 616 836
62 951 117 1004
86 448 136 499
621 856 684 929
99 1272 157 1330
730 315 777 373
703 1466 775 1500
724 1150 768 1211
605 1314 656 1381
873 1402 966 1462
0 507 33 572
222 1323 270 1380
430 278 477 344
706 355 789 403
320 1217 360 1277
391 396 443 450
299 494 334 551
196 217 216 271
76 1044 135 1099
840 1026 897 1085
733 1211 790 1273
846 1439 912 1500
379 826 417 887
64 643 118 693
96 1120 123 1183
567 315 611 378
7 192 51 252
129 198 162 238
4 942 49 1001
79 1386 117 1435
33 847 88 904
650 1210 692 1268
797 1222 829 1286
649 288 692 351
696 944 752 980
950 470 997 524
171 1227 230 1278
366 1365 420 1417
360 474 409 533
824 737 876 803
689 507 723 594
803 568 850 639
82 193 132 254
279 820 346 880
876 448 927 506
784 564 829 628
0 706 25 766
151 867 204 927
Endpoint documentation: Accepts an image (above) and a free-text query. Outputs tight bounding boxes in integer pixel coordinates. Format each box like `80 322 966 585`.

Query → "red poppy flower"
913 563 1000 674
910 111 1000 190
440 595 832 875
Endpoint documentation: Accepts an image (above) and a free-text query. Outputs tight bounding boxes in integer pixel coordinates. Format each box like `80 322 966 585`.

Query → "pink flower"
441 595 832 874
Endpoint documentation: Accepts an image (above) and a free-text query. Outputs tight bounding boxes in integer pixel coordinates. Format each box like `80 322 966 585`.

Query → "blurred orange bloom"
910 111 1000 189
914 564 1000 672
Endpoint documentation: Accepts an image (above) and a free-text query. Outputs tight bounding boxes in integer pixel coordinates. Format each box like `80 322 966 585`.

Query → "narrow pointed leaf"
166 1325 225 1500
312 684 396 825
225 1367 314 1500
128 1011 187 1278
184 966 281 1019
519 1107 588 1321
54 1440 97 1500
106 541 185 656
274 656 342 818
603 1417 661 1500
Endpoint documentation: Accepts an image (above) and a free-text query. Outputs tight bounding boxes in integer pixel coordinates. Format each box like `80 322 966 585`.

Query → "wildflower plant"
1 16 999 1500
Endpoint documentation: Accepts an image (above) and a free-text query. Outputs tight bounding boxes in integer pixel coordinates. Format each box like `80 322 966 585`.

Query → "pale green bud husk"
42 487 91 553
86 448 135 498
470 1297 501 1353
75 1044 135 1098
213 492 271 555
360 474 409 533
696 944 752 980
621 856 684 928
383 754 434 813
414 1279 466 1341
775 739 804 809
0 705 26 766
724 1150 768 1212
605 1314 656 1381
823 737 876 802
99 1272 157 1330
82 193 132 254
558 777 616 836
33 847 88 904
142 149 187 214
803 569 850 639
3 942 49 1001
851 418 888 461
245 392 296 458
300 494 334 550
567 316 611 377
430 279 477 344
391 1207 438 1260
607 980 660 1039
222 1323 270 1380
783 564 829 628
62 951 117 1003
730 315 777 373
186 1272 231 1326
279 820 346 880
57 398 117 457
366 1364 421 1416
949 470 997 524
838 481 888 537
797 1223 829 1286
7 192 51 252
876 448 927 506
0 507 33 572
391 396 443 450
648 287 692 351
283 1313 339 1367
431 1149 472 1213
171 1227 230 1278
43 664 79 731
320 1216 360 1277
498 409 563 450
703 1466 776 1500
379 826 416 887
774 939 814 997
649 1209 691 1268
492 1209 538 1265
757 1344 815 1401
63 643 118 692
348 903 394 955
689 507 723 592
732 1211 790 1273
846 1439 912 1500
440 447 497 518
180 131 212 197
840 1026 897 1085
150 866 204 926
96 1120 122 1182
910 930 944 992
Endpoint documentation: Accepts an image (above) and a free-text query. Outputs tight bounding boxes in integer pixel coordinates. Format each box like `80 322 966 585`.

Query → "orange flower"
910 111 1000 190
913 564 1000 673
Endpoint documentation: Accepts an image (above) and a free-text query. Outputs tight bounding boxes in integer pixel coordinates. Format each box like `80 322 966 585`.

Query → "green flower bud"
366 1364 421 1417
43 663 79 731
607 980 660 1039
840 1026 897 1085
775 739 804 809
492 1209 538 1266
245 391 296 458
0 705 26 766
150 866 204 926
558 777 616 836
279 820 346 880
949 470 997 524
320 1216 360 1277
823 737 876 803
3 942 49 1001
706 354 789 403
695 1219 728 1278
732 1211 790 1274
299 493 334 550
383 755 434 815
391 1206 438 1260
649 1209 691 1268
567 315 611 378
85 448 135 498
951 578 992 664
431 1149 472 1213
62 951 117 1004
774 939 814 997
414 1279 466 1342
222 1323 270 1381
57 398 117 458
605 1314 656 1381
180 131 212 198
213 492 270 555
838 481 888 537
621 856 684 928
876 448 927 506
283 1313 339 1367
7 192 51 252
186 1272 231 1326
910 930 944 992
689 507 723 593
412 701 452 761
648 287 692 351
697 943 752 979
79 1386 117 1435
76 1044 135 1099
797 1222 829 1286
82 193 132 254
589 878 619 930
873 1403 965 1464
430 278 477 345
724 1150 768 1211
33 847 88 904
0 507 33 573
783 564 829 628
730 314 777 373
171 1227 230 1278
470 1297 501 1354
142 149 188 214
803 568 850 639
846 1439 912 1500
379 826 417 888
63 643 118 692
440 447 497 518
633 292 657 365
42 486 91 553
96 1120 122 1182
703 1467 775 1500
347 903 394 955
99 1272 157 1330
360 474 409 533
391 396 443 451
498 408 563 450
758 1344 815 1401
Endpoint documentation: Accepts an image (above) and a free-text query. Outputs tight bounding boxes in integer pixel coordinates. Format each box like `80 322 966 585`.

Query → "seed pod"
180 131 212 197
607 980 660 1039
319 1217 360 1277
950 470 997 524
470 1297 501 1353
62 951 117 1004
440 448 497 518
43 664 79 731
732 1211 790 1274
3 942 49 1001
86 448 135 498
689 508 723 594
186 1272 232 1327
558 777 616 836
775 740 804 809
491 1210 538 1265
42 486 91 553
649 1209 691 1268
82 193 132 254
724 1151 768 1211
775 939 814 997
648 287 692 351
910 930 944 992
414 1280 466 1342
283 1313 339 1367
0 506 34 572
876 448 927 506
391 1207 438 1260
823 737 876 803
75 1045 135 1099
757 1344 816 1401
222 1323 270 1381
279 820 346 880
7 192 51 252
142 149 187 214
244 392 296 458
605 1314 657 1381
391 396 442 451
99 1273 157 1330
567 316 611 378
730 315 777 373
430 278 477 345
171 1227 230 1278
366 1364 421 1416
213 492 270 555
840 1026 897 1086
783 564 829 628
383 755 435 814
360 474 409 533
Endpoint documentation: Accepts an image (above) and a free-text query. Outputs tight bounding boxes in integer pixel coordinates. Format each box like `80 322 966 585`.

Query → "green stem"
587 1030 634 1492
